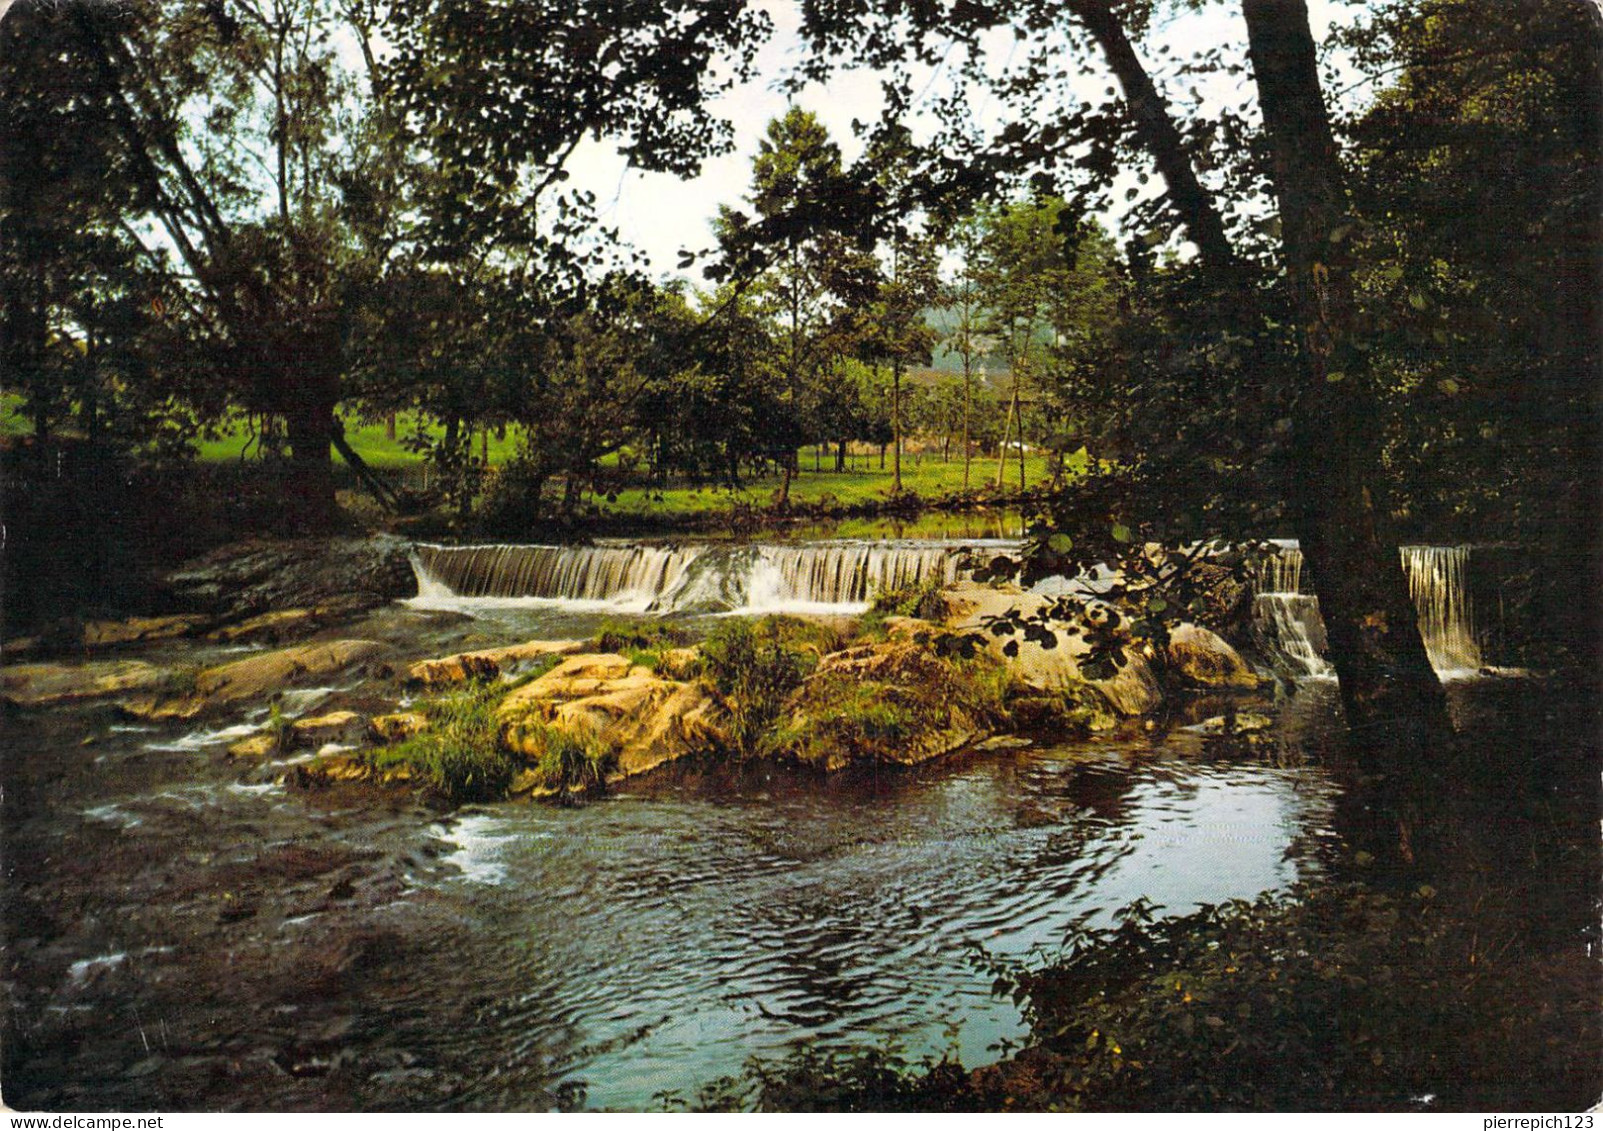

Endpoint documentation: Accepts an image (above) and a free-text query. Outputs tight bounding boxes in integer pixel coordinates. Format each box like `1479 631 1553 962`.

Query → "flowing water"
2 534 1589 1111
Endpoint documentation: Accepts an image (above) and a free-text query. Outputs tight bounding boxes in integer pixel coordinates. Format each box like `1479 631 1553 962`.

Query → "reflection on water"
2 693 1336 1111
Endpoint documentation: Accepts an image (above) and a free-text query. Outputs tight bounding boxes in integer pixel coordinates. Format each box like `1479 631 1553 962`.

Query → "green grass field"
4 395 1076 519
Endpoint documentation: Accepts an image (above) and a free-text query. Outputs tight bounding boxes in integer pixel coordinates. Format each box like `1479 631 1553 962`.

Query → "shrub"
593 619 692 654
514 721 613 800
765 647 1010 767
377 683 516 804
859 577 949 638
697 616 832 756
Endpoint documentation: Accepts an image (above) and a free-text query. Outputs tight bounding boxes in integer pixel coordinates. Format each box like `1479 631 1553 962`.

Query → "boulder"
406 639 587 687
497 653 725 779
369 711 428 744
2 659 175 708
941 581 1163 717
1164 623 1261 689
120 639 387 720
161 534 415 622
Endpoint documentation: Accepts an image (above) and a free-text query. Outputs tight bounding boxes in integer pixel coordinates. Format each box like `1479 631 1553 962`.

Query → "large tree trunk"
1243 0 1449 754
1072 0 1240 272
280 355 339 532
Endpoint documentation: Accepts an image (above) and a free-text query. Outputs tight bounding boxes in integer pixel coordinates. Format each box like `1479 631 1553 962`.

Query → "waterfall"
1252 542 1483 680
409 540 995 614
1251 542 1335 679
410 543 703 610
1400 545 1484 675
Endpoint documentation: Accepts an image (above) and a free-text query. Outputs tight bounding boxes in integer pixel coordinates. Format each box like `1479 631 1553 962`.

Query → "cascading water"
1251 542 1335 679
1400 545 1484 675
409 540 1001 615
409 543 702 610
1253 541 1484 681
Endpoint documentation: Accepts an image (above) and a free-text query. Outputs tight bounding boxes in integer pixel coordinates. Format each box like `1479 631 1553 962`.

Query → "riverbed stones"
119 639 388 720
939 581 1163 717
1 659 175 707
1164 623 1261 689
406 639 587 687
81 614 213 648
161 534 415 622
497 653 726 778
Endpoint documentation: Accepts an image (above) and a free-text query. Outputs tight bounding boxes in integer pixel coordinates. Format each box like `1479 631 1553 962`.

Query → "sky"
562 0 1355 283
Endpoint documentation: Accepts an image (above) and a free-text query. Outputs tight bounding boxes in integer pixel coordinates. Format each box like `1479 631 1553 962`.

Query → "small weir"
414 537 1489 678
1253 542 1486 679
411 540 1001 615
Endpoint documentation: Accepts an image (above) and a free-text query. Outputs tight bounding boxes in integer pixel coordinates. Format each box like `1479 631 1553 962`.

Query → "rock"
228 733 282 759
941 581 1164 717
291 711 370 747
2 659 175 708
206 608 329 644
1165 623 1261 689
406 639 587 687
1195 711 1274 735
774 639 999 772
120 639 387 720
498 653 725 779
369 711 427 744
81 614 213 648
161 535 415 622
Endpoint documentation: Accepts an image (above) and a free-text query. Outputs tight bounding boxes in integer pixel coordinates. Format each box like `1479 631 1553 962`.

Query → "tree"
1241 0 1447 747
795 0 1475 746
717 107 879 500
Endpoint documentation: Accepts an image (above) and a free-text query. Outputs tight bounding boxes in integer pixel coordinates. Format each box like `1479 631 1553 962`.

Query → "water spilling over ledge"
413 537 1495 680
1253 542 1488 680
410 539 1015 615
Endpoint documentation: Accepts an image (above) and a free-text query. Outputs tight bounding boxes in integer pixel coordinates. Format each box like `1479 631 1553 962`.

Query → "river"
0 536 1593 1111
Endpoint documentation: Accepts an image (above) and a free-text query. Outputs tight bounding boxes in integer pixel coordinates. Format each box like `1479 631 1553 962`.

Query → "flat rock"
291 710 370 746
407 639 587 687
82 615 213 648
162 535 415 622
121 639 387 720
498 653 725 779
2 659 174 708
206 608 328 644
228 733 282 759
369 711 427 743
941 581 1163 717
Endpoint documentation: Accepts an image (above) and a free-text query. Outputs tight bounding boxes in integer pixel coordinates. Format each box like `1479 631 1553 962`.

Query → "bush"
859 577 949 638
593 618 692 654
377 683 516 804
515 721 612 800
765 647 1010 767
697 616 835 756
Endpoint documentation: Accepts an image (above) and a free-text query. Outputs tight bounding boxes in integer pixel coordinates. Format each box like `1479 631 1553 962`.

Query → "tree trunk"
282 379 338 532
1243 0 1449 754
836 438 847 472
1072 0 1239 272
995 385 1017 490
892 361 903 494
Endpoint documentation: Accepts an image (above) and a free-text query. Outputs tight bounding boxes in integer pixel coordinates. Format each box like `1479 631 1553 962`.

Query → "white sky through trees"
559 0 1355 281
